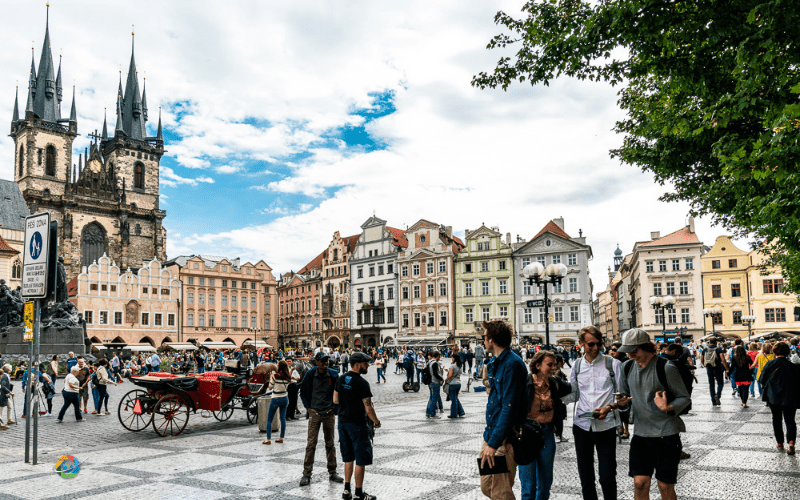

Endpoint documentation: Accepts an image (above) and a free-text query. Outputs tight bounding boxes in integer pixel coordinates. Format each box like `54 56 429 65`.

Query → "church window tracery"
134 162 145 189
18 146 24 177
45 145 56 177
81 222 107 268
12 259 21 279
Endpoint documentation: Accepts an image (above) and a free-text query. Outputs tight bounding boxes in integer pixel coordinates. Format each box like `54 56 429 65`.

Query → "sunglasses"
585 342 601 348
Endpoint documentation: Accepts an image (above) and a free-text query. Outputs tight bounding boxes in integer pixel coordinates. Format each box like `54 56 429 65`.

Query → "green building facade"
454 225 515 345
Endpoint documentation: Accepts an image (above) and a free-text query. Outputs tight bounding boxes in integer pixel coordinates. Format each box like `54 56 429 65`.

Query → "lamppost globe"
650 296 658 306
664 295 677 306
545 264 561 278
556 263 568 277
713 306 723 315
523 262 544 279
703 308 710 315
653 296 664 306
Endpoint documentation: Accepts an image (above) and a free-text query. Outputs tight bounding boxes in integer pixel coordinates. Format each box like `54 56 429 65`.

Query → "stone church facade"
10 10 166 280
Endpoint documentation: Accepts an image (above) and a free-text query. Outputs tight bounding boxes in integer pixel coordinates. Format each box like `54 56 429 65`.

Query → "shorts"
338 422 373 466
628 434 682 484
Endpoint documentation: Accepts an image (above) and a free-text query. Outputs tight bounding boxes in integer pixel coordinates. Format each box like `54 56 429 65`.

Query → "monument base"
0 326 88 356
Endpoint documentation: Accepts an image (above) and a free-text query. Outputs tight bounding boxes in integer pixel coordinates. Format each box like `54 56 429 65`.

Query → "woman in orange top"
755 343 774 396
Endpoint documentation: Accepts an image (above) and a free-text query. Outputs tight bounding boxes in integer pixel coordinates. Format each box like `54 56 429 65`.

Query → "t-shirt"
75 366 91 386
64 373 80 393
336 371 372 425
447 363 462 383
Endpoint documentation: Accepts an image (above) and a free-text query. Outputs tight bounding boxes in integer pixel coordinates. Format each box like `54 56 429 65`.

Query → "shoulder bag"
510 418 544 466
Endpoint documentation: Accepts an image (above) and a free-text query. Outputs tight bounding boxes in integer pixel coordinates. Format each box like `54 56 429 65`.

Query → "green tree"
473 0 800 295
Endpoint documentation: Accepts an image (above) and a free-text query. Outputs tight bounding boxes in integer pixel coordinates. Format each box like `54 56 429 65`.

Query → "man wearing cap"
298 352 344 487
334 351 380 500
616 329 690 500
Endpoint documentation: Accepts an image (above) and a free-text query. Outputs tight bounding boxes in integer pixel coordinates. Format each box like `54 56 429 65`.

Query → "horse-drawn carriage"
117 360 269 437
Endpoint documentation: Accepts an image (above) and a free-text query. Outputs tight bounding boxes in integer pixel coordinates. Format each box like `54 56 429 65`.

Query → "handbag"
509 418 544 466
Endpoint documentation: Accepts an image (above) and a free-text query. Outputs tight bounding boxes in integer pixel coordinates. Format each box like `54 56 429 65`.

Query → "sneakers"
777 444 784 451
56 419 63 423
354 493 376 500
299 476 311 486
680 451 691 460
426 415 441 419
342 490 352 500
788 442 796 456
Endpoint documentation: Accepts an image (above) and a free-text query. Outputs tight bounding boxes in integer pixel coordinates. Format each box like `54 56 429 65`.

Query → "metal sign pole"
32 298 41 465
24 326 33 463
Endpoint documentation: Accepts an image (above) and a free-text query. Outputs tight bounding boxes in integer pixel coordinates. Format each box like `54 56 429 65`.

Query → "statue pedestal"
0 326 88 356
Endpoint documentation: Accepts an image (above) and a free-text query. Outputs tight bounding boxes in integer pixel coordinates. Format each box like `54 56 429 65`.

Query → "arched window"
81 222 107 268
45 145 56 177
12 259 21 279
134 162 144 189
18 146 24 177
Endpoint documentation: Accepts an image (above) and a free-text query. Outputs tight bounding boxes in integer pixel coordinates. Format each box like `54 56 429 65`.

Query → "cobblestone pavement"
1 364 799 499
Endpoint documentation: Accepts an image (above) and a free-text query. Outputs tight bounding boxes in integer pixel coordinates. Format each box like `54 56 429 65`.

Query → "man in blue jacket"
478 320 528 499
298 352 344 487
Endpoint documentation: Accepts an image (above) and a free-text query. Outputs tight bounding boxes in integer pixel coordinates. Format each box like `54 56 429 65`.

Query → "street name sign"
527 299 545 308
22 212 51 298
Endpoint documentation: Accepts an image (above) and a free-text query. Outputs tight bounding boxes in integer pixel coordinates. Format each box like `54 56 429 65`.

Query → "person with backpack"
700 337 728 405
728 345 755 408
616 329 690 500
563 326 623 500
403 350 415 387
424 351 444 419
758 341 799 455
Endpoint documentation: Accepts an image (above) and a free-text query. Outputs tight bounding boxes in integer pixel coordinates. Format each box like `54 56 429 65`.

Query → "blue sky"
0 1 735 283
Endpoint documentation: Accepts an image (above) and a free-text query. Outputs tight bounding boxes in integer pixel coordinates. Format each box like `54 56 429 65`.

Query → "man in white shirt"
563 326 623 500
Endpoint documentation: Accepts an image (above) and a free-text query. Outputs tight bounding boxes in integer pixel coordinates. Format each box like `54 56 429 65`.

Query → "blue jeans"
57 391 83 421
475 359 484 377
416 368 423 384
707 368 724 402
406 366 415 385
750 370 757 396
729 367 737 391
519 424 556 500
267 396 288 439
427 383 441 417
448 383 464 417
92 386 100 411
377 368 386 383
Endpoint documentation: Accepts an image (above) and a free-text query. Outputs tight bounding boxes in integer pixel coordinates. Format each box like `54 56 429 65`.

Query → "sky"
0 1 741 291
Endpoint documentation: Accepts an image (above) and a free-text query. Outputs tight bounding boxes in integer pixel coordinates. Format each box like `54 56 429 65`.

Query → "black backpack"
624 356 692 415
422 361 433 385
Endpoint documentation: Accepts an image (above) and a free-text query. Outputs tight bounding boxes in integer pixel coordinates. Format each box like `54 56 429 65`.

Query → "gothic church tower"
10 7 167 278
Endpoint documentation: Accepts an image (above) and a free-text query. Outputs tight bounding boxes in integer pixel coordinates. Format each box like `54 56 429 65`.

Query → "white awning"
197 341 238 350
243 340 273 349
126 344 157 352
166 343 198 351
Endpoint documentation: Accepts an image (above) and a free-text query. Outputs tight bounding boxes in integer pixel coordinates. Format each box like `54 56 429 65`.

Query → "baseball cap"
314 351 329 362
349 352 371 364
618 328 651 353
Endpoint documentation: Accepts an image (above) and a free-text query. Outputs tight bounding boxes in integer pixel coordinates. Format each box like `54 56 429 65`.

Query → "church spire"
101 108 108 140
55 55 63 104
69 85 77 122
32 3 60 122
121 29 146 140
141 78 148 122
115 92 124 135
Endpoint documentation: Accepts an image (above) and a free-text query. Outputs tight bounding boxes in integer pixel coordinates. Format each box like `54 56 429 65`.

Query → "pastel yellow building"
701 236 800 338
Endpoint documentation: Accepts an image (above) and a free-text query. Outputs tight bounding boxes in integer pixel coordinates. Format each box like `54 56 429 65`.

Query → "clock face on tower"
88 158 102 173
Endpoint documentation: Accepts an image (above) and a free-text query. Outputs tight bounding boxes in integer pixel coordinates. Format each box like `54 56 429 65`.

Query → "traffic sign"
23 301 34 342
22 212 51 298
527 299 545 308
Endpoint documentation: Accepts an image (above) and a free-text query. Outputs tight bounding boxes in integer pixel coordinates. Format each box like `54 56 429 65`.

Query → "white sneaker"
43 413 51 417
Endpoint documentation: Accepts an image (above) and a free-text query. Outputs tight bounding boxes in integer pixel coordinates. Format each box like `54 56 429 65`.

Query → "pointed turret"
32 4 60 122
12 87 20 123
115 92 124 136
141 79 148 122
55 56 63 103
101 108 108 140
156 107 163 141
69 85 77 122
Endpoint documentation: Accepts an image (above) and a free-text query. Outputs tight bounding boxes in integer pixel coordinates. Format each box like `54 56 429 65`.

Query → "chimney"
553 217 565 230
232 257 241 268
517 234 520 243
446 226 453 239
650 231 660 240
465 229 470 239
506 232 511 245
688 217 695 234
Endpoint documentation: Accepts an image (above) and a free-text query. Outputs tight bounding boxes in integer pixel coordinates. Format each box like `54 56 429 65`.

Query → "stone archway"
81 222 107 268
139 336 155 347
327 336 341 348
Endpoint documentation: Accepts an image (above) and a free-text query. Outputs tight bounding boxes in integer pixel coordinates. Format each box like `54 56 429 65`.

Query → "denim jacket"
483 348 528 449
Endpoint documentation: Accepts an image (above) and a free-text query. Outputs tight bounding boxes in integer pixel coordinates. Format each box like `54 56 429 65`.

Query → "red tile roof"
534 221 571 240
0 234 18 254
299 251 325 274
345 234 360 253
638 226 699 247
387 226 409 248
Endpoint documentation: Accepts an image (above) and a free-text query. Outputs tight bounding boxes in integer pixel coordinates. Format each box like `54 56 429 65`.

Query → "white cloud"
0 1 737 282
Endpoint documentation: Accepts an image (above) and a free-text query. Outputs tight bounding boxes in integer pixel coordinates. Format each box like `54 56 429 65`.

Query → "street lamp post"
522 262 567 348
703 307 723 339
649 295 676 339
741 315 756 341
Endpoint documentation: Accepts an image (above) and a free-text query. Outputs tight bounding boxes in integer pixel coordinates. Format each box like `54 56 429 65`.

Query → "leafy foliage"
473 0 800 295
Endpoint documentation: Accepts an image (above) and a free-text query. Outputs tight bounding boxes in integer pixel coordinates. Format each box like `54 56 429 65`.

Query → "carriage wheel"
212 401 235 422
118 390 152 432
152 394 190 437
246 398 259 424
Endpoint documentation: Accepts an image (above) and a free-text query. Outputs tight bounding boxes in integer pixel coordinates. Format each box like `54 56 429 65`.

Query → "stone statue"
56 256 68 303
120 215 130 246
0 279 10 328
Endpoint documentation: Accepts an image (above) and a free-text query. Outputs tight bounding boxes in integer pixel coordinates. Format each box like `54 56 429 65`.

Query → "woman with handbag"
445 353 465 418
263 360 291 445
519 350 571 500
759 342 799 455
755 343 774 396
731 346 755 408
